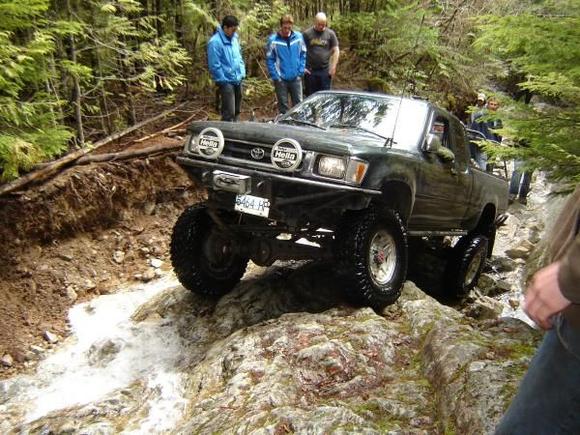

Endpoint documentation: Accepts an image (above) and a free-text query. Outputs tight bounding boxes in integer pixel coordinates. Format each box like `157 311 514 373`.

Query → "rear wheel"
170 204 248 297
444 234 488 298
335 207 408 310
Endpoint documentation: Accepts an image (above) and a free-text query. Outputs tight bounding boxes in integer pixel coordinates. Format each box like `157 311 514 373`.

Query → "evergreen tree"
0 0 72 180
474 0 580 186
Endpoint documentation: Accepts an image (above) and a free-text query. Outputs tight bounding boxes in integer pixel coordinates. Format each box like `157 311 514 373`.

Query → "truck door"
448 118 473 227
411 112 470 230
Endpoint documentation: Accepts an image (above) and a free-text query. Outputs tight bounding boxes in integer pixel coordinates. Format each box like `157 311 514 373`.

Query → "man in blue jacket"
266 14 306 114
207 16 246 121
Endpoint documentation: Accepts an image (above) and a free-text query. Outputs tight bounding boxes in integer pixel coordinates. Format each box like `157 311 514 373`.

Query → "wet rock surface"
1 175 569 433
0 268 541 434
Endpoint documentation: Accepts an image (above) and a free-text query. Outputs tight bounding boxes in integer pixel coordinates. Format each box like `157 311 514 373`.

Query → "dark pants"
274 78 303 114
304 69 331 97
218 82 242 122
509 159 532 199
495 315 580 434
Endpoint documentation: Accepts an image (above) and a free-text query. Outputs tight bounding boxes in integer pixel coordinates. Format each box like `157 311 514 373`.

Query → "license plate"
235 194 271 218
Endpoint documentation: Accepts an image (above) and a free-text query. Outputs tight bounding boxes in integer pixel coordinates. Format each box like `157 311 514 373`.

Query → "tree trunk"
65 0 85 146
95 51 114 134
68 36 85 146
154 0 164 93
175 0 184 45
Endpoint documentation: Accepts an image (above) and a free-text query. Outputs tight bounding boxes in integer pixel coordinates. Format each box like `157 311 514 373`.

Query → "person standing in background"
303 12 339 97
470 92 487 123
469 97 502 170
207 16 246 121
509 159 533 205
266 14 306 114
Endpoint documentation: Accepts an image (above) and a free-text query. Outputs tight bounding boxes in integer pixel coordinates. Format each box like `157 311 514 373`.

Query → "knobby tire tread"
445 234 488 298
335 207 408 310
170 204 247 297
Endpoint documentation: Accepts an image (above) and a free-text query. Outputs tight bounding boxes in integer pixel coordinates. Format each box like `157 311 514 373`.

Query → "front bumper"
177 156 381 196
177 155 381 224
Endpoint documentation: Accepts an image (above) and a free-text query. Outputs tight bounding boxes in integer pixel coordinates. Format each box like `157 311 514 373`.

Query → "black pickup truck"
171 91 508 309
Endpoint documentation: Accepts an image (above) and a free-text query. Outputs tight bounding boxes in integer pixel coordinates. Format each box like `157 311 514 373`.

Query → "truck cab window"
431 117 452 150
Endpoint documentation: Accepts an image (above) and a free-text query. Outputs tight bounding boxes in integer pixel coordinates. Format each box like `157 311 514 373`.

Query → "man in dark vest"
302 12 340 97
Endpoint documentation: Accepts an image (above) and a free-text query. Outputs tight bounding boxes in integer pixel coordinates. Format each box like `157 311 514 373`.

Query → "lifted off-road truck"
171 91 508 309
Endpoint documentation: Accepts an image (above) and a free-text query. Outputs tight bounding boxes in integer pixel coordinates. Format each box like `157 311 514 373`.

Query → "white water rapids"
1 275 189 433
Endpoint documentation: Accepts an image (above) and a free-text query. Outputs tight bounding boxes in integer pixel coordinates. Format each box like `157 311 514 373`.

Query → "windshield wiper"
328 123 386 139
328 123 396 147
278 117 327 130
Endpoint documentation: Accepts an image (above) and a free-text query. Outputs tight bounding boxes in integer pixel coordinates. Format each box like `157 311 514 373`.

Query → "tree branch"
0 102 188 196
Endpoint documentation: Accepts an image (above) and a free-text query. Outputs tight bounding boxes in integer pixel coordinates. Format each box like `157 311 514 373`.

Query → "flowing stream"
1 276 191 433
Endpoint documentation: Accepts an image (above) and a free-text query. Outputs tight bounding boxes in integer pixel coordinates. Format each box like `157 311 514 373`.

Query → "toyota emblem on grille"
250 147 265 160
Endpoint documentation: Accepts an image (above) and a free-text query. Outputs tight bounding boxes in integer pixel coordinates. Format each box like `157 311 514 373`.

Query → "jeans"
304 69 332 97
218 82 242 122
495 314 580 434
509 160 532 198
474 148 488 171
468 141 486 170
274 78 303 114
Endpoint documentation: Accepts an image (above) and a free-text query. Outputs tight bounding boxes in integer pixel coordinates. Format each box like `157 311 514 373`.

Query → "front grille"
220 138 305 171
222 139 272 163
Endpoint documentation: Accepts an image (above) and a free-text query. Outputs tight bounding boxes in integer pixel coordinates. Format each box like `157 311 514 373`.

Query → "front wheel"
335 208 408 310
170 204 248 297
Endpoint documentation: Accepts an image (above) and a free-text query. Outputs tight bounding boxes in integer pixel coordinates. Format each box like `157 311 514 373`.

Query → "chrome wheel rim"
464 249 485 285
368 230 397 285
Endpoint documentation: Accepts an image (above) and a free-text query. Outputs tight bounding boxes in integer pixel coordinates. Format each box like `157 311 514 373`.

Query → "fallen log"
133 109 203 143
0 102 189 197
76 142 182 164
92 102 189 148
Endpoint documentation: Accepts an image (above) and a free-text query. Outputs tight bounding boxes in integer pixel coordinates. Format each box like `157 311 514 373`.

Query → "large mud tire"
335 208 408 310
170 204 248 297
444 234 488 298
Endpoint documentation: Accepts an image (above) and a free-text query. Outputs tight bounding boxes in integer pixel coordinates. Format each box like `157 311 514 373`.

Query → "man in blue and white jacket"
207 15 246 121
266 15 306 114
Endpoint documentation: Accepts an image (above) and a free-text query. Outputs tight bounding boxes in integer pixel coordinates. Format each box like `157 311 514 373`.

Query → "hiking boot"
518 196 528 205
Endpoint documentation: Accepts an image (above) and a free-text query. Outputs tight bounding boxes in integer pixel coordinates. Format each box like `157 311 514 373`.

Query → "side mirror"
424 133 442 152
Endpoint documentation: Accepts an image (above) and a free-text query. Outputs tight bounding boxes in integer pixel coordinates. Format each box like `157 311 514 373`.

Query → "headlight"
194 127 224 160
318 156 346 178
345 159 369 185
185 135 197 153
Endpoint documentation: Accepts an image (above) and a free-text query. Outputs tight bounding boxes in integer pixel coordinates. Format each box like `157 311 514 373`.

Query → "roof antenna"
388 13 426 147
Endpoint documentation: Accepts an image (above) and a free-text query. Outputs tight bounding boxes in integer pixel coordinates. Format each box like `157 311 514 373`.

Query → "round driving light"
271 138 303 171
196 127 224 159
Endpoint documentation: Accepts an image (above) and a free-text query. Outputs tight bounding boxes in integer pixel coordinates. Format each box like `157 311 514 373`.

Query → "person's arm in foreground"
524 235 580 329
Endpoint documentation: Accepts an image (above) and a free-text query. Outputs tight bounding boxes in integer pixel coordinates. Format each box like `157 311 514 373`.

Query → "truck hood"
187 120 386 155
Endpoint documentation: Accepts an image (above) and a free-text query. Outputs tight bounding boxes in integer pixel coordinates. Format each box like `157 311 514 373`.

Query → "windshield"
279 93 429 150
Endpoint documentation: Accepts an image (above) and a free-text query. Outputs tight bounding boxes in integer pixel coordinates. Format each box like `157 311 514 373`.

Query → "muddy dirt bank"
0 151 201 378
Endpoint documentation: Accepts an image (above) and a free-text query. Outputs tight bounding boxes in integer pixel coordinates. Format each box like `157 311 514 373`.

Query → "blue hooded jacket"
266 31 306 81
207 27 246 84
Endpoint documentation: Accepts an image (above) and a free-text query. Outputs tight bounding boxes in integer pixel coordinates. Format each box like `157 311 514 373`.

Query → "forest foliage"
0 0 578 186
